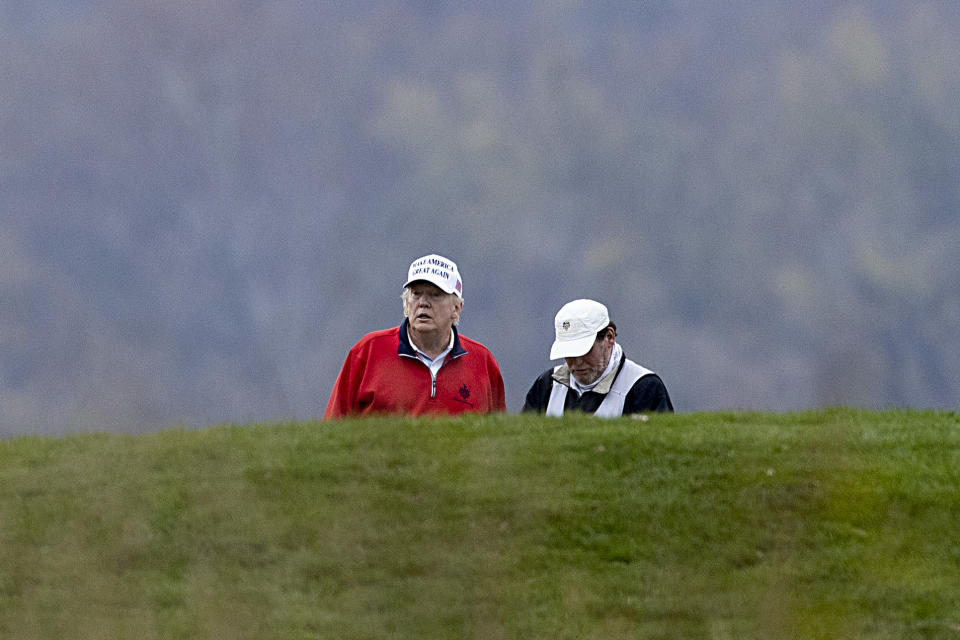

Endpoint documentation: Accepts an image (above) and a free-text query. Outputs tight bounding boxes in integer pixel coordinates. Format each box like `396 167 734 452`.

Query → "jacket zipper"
401 350 465 399
429 351 465 398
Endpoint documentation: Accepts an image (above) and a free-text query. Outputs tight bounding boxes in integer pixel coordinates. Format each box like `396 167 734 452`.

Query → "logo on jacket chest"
454 383 474 407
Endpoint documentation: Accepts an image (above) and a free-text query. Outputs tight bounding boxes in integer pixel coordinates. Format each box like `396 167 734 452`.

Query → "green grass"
1 409 959 639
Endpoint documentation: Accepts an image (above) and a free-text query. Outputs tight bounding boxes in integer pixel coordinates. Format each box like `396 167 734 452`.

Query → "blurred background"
2 1 959 435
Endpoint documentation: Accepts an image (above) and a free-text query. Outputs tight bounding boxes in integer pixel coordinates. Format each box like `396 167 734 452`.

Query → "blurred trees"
1 1 959 433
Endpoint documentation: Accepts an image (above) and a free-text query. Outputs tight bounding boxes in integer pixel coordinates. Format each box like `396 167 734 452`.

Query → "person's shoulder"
349 326 399 351
618 358 658 382
522 366 557 412
624 369 674 412
619 358 669 391
633 372 667 389
457 332 495 355
622 359 665 387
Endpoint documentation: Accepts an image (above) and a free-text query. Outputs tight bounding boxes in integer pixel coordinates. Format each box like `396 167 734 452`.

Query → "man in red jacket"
324 254 506 418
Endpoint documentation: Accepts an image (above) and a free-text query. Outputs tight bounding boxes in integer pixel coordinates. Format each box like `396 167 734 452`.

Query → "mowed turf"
1 409 959 639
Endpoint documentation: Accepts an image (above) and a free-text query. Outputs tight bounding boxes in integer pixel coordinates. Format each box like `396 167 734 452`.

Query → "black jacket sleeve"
623 374 674 413
521 369 554 413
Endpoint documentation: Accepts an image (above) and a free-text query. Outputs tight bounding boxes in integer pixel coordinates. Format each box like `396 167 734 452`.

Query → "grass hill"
1 409 959 639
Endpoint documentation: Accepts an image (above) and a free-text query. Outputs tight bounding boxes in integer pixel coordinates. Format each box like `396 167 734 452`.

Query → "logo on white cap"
404 254 463 298
550 299 610 360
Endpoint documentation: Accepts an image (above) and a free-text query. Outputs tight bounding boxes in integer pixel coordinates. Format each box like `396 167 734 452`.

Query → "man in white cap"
325 254 506 417
522 299 672 416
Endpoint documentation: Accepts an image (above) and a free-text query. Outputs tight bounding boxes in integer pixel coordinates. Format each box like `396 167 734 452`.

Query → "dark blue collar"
398 318 467 358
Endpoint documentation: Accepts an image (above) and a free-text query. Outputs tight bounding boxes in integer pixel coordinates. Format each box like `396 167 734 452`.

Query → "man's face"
403 282 462 335
565 331 614 385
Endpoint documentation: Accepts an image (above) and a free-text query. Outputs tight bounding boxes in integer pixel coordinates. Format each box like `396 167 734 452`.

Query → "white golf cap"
550 299 610 359
403 254 463 298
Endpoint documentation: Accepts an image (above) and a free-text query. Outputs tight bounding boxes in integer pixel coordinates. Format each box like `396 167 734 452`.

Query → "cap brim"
403 277 458 296
549 334 596 360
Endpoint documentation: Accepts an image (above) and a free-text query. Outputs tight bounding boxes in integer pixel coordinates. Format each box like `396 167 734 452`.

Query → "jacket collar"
552 351 625 395
398 318 467 359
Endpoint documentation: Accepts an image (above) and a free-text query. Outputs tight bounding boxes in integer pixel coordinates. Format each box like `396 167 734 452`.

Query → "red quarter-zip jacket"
324 319 506 418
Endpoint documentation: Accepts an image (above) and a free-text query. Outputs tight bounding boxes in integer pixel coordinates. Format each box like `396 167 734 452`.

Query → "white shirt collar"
407 328 455 376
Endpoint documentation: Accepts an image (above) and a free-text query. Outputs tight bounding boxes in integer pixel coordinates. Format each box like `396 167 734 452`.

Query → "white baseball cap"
403 254 463 298
550 299 610 359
